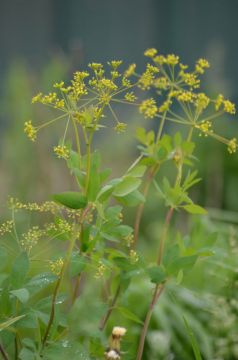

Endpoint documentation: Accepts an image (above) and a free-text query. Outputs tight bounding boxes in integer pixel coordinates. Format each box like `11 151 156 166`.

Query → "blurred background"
1 1 238 358
1 0 238 208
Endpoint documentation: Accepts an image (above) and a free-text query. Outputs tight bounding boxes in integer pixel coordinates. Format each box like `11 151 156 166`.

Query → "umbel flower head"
25 50 237 157
139 48 238 155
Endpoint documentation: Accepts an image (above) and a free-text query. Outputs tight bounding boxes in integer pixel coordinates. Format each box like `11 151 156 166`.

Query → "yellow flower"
21 226 43 252
124 63 136 78
195 58 210 74
228 138 237 154
32 92 42 104
214 94 224 111
108 60 122 69
177 91 194 103
88 63 103 71
24 121 37 141
195 121 213 137
50 258 64 276
181 72 200 88
114 122 127 133
139 98 158 118
223 100 236 114
138 64 159 90
124 92 137 102
154 55 166 65
129 249 139 264
195 93 210 110
159 99 172 113
154 77 168 90
166 54 179 65
53 145 70 159
144 48 158 58
0 220 13 236
94 261 106 279
53 81 65 89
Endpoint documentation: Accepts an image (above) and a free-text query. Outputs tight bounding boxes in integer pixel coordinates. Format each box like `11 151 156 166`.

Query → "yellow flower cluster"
94 261 106 279
129 249 139 264
8 198 59 214
32 92 65 109
159 99 172 113
70 71 89 100
109 60 122 69
223 100 236 114
195 58 210 74
195 93 210 110
214 94 236 114
114 122 127 134
0 220 13 236
53 145 70 159
124 63 136 78
195 121 213 137
138 64 159 90
166 54 180 65
57 218 73 233
20 226 43 252
144 48 158 58
139 98 158 118
154 76 168 90
123 233 134 247
144 49 179 66
177 91 195 103
24 121 37 141
124 92 137 102
50 258 64 276
228 138 237 154
180 72 200 88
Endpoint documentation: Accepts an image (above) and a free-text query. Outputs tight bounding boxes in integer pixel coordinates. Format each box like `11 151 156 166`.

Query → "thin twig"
136 207 174 360
136 285 165 360
99 284 121 331
0 343 9 360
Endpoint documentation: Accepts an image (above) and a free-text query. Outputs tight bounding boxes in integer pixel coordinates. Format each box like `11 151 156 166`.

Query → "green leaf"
148 266 166 284
87 151 101 201
127 165 146 178
136 127 147 144
117 307 143 325
183 204 207 215
113 176 141 197
0 315 25 332
19 348 35 360
97 184 114 202
183 316 202 360
53 191 87 209
11 252 29 288
168 255 198 275
115 190 145 207
10 288 29 304
69 252 87 277
27 273 57 291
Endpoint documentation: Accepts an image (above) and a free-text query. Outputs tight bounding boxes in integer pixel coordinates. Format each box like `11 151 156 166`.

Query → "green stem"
136 284 165 360
71 116 82 169
136 207 173 360
84 130 93 196
41 225 80 350
156 110 167 142
99 283 121 331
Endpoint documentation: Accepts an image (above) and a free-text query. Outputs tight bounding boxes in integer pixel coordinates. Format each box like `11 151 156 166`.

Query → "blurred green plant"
0 49 237 360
